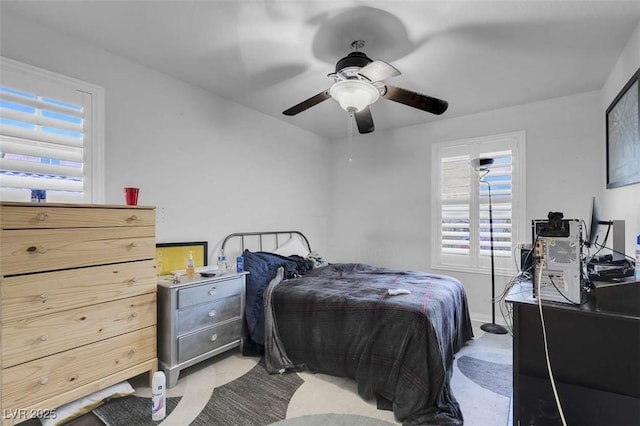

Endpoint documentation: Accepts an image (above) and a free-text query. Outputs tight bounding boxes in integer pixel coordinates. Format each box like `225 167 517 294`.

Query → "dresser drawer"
1 326 156 410
177 276 243 309
0 205 155 229
1 260 157 321
177 319 242 363
1 227 155 275
2 292 157 368
177 295 241 336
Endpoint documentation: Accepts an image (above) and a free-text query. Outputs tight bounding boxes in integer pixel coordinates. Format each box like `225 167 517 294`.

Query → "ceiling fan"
282 40 448 134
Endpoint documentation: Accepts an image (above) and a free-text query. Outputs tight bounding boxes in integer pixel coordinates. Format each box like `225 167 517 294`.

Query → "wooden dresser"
0 202 158 425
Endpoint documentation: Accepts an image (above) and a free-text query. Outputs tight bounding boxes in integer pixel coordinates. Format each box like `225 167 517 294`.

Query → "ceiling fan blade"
282 90 331 116
358 60 401 83
354 107 375 134
383 85 448 115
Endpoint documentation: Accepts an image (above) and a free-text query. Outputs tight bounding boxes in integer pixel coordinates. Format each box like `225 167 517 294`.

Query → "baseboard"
470 312 508 327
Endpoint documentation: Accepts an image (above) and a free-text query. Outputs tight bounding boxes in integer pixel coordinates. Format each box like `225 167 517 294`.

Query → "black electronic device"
586 196 613 247
588 257 634 281
520 244 534 273
585 196 627 261
533 212 571 239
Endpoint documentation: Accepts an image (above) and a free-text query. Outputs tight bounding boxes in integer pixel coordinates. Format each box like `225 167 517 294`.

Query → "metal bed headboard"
221 231 311 254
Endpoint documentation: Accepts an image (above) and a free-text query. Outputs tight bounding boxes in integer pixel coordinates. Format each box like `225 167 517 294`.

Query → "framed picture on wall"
606 67 639 189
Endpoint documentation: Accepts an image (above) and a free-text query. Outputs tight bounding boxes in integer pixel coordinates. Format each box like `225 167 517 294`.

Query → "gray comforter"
264 263 473 425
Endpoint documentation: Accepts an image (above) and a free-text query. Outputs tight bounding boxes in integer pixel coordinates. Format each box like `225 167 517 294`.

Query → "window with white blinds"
431 131 526 275
0 57 104 203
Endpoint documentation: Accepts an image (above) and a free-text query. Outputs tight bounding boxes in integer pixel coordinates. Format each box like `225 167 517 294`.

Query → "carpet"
93 396 181 426
190 361 304 425
270 414 396 425
92 361 303 426
450 332 513 426
457 355 513 397
86 332 512 426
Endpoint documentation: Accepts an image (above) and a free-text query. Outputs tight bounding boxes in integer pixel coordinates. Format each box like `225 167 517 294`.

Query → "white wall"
3 10 635 322
601 21 640 257
0 12 333 262
330 90 603 321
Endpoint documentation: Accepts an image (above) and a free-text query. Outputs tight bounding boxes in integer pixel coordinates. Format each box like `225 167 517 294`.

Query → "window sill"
431 264 517 277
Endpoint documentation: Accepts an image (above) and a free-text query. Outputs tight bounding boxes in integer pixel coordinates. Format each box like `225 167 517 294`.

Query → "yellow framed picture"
156 241 208 275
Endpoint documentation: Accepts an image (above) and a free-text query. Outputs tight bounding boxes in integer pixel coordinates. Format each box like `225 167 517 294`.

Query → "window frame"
0 56 105 203
430 130 526 276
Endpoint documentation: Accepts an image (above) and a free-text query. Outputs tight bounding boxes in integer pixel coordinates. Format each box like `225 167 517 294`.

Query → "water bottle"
151 371 166 421
217 251 227 274
635 234 640 280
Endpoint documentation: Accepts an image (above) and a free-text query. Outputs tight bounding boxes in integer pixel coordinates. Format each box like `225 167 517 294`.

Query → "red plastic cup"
124 187 139 205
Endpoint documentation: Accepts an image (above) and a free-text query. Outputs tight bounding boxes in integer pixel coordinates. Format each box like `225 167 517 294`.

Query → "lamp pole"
480 177 508 334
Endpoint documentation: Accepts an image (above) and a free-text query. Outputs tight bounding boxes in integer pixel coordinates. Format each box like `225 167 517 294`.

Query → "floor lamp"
471 158 508 335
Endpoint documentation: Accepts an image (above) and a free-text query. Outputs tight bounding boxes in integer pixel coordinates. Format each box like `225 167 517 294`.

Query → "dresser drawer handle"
27 246 47 254
208 309 217 317
130 312 138 319
40 377 48 385
40 334 48 342
208 288 217 296
129 348 137 356
128 277 138 286
126 214 139 222
126 242 137 249
210 333 218 342
37 212 48 221
39 293 48 300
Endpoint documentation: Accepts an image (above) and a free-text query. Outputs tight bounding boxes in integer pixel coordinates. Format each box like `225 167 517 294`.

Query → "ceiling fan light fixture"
329 80 379 112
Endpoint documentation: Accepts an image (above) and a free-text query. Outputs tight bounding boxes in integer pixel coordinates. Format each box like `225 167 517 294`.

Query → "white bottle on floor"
151 371 166 421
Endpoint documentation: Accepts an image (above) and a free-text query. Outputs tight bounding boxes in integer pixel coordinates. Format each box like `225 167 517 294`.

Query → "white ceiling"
3 1 640 140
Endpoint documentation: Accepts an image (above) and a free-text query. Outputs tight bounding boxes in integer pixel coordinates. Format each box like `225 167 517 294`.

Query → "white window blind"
441 154 471 256
478 150 513 258
0 57 104 203
432 131 526 275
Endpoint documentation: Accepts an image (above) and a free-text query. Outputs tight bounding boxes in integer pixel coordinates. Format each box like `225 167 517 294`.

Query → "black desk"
506 280 640 426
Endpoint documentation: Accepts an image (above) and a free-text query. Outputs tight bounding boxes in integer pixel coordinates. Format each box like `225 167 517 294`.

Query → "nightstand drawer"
177 319 242 363
177 276 243 309
177 296 241 336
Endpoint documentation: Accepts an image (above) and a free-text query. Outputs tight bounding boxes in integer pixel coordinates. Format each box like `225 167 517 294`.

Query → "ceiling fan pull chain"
347 111 354 163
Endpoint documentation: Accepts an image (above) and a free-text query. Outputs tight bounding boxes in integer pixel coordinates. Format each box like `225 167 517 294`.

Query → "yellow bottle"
186 251 195 277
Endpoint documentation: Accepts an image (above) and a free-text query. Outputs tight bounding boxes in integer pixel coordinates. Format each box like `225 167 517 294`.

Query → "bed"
221 231 473 425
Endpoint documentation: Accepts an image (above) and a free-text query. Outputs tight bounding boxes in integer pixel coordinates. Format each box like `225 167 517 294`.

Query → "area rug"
270 413 395 425
457 355 512 397
93 396 181 426
89 333 512 426
93 361 303 426
450 332 513 426
190 361 304 425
